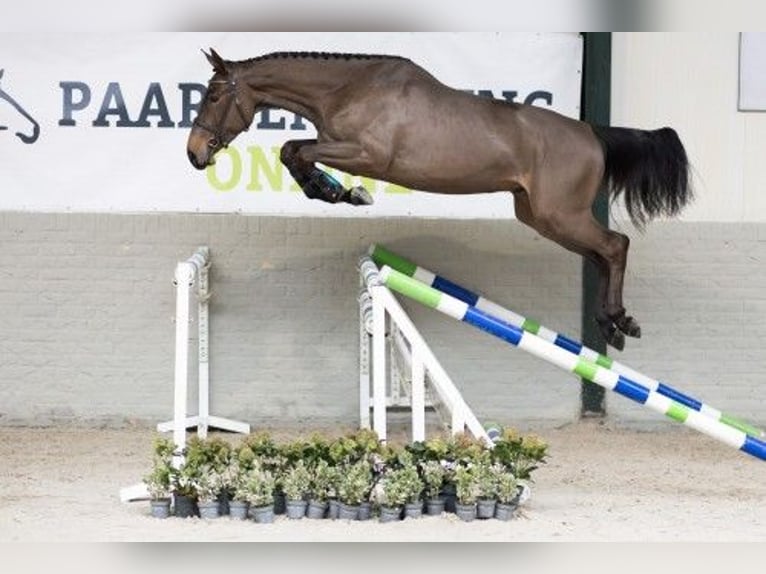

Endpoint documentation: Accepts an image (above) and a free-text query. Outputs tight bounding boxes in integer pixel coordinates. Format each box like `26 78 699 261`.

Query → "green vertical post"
579 32 611 417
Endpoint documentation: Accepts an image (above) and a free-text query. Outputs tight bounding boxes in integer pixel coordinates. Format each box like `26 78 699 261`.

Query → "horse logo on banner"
0 69 40 144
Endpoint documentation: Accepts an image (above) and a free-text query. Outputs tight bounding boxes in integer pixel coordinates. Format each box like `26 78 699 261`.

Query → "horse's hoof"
597 319 625 352
348 186 374 206
608 329 626 351
616 315 641 339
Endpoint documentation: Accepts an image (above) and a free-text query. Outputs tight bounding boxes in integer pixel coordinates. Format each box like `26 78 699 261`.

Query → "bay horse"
186 49 692 351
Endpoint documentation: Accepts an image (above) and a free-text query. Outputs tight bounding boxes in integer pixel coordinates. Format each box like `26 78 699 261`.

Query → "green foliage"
336 460 373 506
490 428 549 481
420 460 447 500
240 431 286 475
380 463 424 507
453 464 481 505
193 463 224 503
474 460 499 501
142 426 546 510
143 436 175 500
308 459 336 502
329 428 382 466
281 459 312 501
241 462 276 508
495 468 519 505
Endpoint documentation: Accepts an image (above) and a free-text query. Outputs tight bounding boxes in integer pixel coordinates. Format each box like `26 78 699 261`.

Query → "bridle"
192 78 251 150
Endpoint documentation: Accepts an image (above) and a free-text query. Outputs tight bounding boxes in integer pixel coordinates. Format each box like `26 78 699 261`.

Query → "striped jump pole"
377 265 766 462
370 244 765 440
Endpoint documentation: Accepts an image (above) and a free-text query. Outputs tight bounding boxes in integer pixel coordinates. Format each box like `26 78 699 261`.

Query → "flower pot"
149 498 171 519
228 500 250 520
404 502 423 519
379 505 402 523
250 504 275 524
441 484 457 513
306 499 328 519
286 499 308 519
173 494 198 518
425 497 446 516
327 499 340 520
217 492 231 516
198 500 221 519
273 492 286 515
494 502 516 521
477 499 496 519
338 503 360 520
454 502 477 522
357 501 372 521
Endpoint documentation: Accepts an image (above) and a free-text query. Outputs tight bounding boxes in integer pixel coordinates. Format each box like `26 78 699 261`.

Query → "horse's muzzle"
188 149 208 170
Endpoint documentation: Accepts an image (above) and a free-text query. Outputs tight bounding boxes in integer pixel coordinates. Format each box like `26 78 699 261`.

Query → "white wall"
612 33 766 223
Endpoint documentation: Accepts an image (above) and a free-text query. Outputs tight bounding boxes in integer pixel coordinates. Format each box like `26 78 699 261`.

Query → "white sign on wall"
739 32 766 112
0 32 583 218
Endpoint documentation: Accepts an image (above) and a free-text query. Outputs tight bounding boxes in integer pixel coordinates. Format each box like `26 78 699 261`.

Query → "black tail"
591 125 692 228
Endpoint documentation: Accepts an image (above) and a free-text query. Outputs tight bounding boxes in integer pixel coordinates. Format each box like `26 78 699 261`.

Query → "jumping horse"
186 49 692 351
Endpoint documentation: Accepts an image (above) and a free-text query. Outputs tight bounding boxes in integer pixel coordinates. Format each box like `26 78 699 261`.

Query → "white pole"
411 343 426 442
172 262 194 468
371 285 388 442
358 288 372 430
197 251 210 439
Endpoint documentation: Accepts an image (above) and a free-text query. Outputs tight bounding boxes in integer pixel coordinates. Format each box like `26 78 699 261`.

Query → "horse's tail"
591 125 692 229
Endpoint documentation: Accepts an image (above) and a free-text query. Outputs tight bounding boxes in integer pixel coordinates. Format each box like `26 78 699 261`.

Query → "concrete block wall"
1 212 764 433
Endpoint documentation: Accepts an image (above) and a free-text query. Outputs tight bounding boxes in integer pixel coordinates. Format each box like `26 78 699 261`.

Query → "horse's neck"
239 57 358 124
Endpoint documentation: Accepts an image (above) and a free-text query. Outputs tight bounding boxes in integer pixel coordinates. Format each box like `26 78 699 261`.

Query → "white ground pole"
120 247 250 502
359 257 491 445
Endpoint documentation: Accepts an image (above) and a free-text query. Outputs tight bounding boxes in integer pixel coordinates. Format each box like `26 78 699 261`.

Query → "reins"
192 78 250 149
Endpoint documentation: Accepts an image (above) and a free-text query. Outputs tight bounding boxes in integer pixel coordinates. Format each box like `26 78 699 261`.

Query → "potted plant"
490 428 548 482
399 463 425 519
195 464 223 519
306 459 334 519
240 431 287 514
494 467 519 521
421 460 447 516
453 464 480 522
281 459 312 519
217 456 248 519
242 462 276 524
171 461 200 518
143 436 174 518
377 467 411 523
475 459 499 519
336 460 372 520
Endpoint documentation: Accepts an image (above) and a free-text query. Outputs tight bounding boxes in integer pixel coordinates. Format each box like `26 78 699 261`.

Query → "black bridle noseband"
192 79 251 150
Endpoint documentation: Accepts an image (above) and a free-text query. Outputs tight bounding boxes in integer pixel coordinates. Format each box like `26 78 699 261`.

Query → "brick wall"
1 213 764 432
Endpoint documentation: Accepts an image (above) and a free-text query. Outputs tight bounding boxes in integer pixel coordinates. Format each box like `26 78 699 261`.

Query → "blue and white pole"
376 264 766 462
370 244 764 440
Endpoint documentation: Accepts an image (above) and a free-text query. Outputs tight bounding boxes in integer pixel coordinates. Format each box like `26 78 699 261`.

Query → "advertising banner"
0 32 583 218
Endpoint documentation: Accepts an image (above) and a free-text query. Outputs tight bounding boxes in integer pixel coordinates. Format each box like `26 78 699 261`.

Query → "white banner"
0 32 582 218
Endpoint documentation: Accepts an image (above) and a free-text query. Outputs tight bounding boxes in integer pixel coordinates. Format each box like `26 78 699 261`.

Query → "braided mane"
243 51 407 64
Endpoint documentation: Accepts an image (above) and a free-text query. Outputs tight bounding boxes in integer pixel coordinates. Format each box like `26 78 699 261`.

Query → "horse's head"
187 48 253 170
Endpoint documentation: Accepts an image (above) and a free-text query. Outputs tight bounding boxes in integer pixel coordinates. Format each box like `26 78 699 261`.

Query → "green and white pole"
377 264 766 462
370 244 764 440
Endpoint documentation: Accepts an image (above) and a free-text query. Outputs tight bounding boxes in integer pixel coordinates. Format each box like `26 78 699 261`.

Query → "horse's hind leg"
280 139 373 206
544 212 640 348
514 193 627 350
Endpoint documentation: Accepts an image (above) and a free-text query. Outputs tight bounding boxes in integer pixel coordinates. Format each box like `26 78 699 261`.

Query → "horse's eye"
209 93 221 103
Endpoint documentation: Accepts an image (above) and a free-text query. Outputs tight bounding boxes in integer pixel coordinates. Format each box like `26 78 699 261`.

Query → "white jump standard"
376 264 766 462
157 246 250 465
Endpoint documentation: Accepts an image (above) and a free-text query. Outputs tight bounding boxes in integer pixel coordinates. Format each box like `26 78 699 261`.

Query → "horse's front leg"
280 139 373 206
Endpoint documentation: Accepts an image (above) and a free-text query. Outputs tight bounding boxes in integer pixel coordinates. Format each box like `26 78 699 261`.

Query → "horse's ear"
203 48 227 75
0 69 4 80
